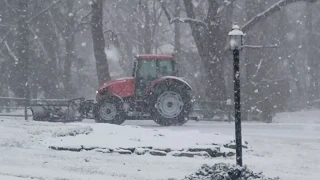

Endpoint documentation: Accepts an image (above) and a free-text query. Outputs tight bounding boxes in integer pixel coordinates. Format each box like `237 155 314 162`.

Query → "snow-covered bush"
183 163 279 180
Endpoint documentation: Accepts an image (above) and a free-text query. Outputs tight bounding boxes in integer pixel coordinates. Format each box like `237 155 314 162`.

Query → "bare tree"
178 0 317 102
180 0 233 101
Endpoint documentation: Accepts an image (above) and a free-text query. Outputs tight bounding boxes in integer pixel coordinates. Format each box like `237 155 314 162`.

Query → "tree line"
0 0 319 117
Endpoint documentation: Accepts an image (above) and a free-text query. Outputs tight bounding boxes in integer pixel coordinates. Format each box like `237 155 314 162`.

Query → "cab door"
134 59 157 98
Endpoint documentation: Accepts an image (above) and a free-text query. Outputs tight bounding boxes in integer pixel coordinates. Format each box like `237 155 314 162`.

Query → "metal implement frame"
0 97 84 122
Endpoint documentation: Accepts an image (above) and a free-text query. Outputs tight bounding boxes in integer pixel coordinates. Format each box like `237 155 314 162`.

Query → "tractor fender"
97 92 124 103
146 76 193 95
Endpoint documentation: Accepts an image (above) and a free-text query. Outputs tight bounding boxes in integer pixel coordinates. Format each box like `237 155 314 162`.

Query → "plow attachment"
30 98 85 122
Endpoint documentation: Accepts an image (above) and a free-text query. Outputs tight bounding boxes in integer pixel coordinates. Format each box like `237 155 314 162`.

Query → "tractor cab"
133 55 176 97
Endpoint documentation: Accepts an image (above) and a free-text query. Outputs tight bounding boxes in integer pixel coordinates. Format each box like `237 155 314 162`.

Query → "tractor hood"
97 77 135 100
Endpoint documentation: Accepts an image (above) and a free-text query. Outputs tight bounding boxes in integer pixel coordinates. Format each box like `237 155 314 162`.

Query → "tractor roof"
135 54 173 60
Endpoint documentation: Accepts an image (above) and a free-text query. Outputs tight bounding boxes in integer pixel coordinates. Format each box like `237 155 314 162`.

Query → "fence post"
24 88 30 120
226 99 232 123
24 97 28 120
5 98 10 113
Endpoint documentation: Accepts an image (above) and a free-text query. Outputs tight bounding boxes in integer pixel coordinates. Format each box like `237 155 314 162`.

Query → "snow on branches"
242 0 318 32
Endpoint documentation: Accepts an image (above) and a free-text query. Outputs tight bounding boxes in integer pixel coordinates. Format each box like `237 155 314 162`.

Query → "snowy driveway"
0 110 320 180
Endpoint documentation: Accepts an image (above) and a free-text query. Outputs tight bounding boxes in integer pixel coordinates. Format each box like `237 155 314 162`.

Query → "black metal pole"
233 49 242 166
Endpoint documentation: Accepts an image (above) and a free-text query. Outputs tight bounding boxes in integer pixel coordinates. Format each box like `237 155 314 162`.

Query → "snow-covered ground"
45 123 234 152
274 108 320 124
0 109 320 180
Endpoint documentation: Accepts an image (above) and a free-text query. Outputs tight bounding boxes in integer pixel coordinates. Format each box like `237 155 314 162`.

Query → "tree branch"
158 0 172 22
170 17 207 27
75 11 92 32
311 45 320 55
159 0 207 28
4 41 18 64
242 45 279 49
29 0 63 22
29 27 50 60
0 0 63 43
0 29 13 44
242 0 317 32
78 11 93 24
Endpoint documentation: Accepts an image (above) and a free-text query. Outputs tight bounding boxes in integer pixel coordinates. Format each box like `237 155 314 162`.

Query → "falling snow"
0 0 320 179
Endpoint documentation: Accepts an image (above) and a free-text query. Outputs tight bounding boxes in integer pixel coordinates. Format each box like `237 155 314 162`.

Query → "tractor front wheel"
151 88 192 126
94 98 126 125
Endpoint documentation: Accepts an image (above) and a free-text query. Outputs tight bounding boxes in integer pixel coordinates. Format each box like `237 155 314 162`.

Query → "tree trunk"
15 0 29 98
64 33 75 96
91 0 111 85
143 0 152 54
183 0 228 101
174 0 181 57
174 0 183 74
306 2 319 99
0 63 10 112
63 1 76 97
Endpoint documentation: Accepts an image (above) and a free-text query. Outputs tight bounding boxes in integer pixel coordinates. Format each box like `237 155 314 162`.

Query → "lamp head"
228 24 245 51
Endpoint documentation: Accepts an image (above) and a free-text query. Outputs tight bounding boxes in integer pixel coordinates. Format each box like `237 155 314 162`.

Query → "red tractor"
93 54 194 126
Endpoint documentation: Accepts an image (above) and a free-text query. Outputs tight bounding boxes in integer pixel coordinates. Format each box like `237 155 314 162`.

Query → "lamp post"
228 24 244 166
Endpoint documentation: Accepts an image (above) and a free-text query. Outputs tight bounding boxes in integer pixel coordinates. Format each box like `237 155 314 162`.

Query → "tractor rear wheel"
94 97 126 125
151 86 192 126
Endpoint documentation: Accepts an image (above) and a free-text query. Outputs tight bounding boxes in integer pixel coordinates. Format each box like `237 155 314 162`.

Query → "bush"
183 163 279 180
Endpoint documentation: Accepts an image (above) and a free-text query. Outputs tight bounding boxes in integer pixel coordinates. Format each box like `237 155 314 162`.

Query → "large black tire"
94 96 126 125
150 84 192 126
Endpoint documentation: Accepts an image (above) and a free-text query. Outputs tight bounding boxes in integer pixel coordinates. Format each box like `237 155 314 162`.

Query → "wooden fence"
0 96 29 119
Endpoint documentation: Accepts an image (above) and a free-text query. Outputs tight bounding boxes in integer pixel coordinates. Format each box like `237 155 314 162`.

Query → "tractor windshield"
139 60 157 80
137 59 174 79
135 58 175 97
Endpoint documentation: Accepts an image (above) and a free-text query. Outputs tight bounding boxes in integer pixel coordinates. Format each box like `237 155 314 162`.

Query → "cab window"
158 60 174 76
137 60 157 80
